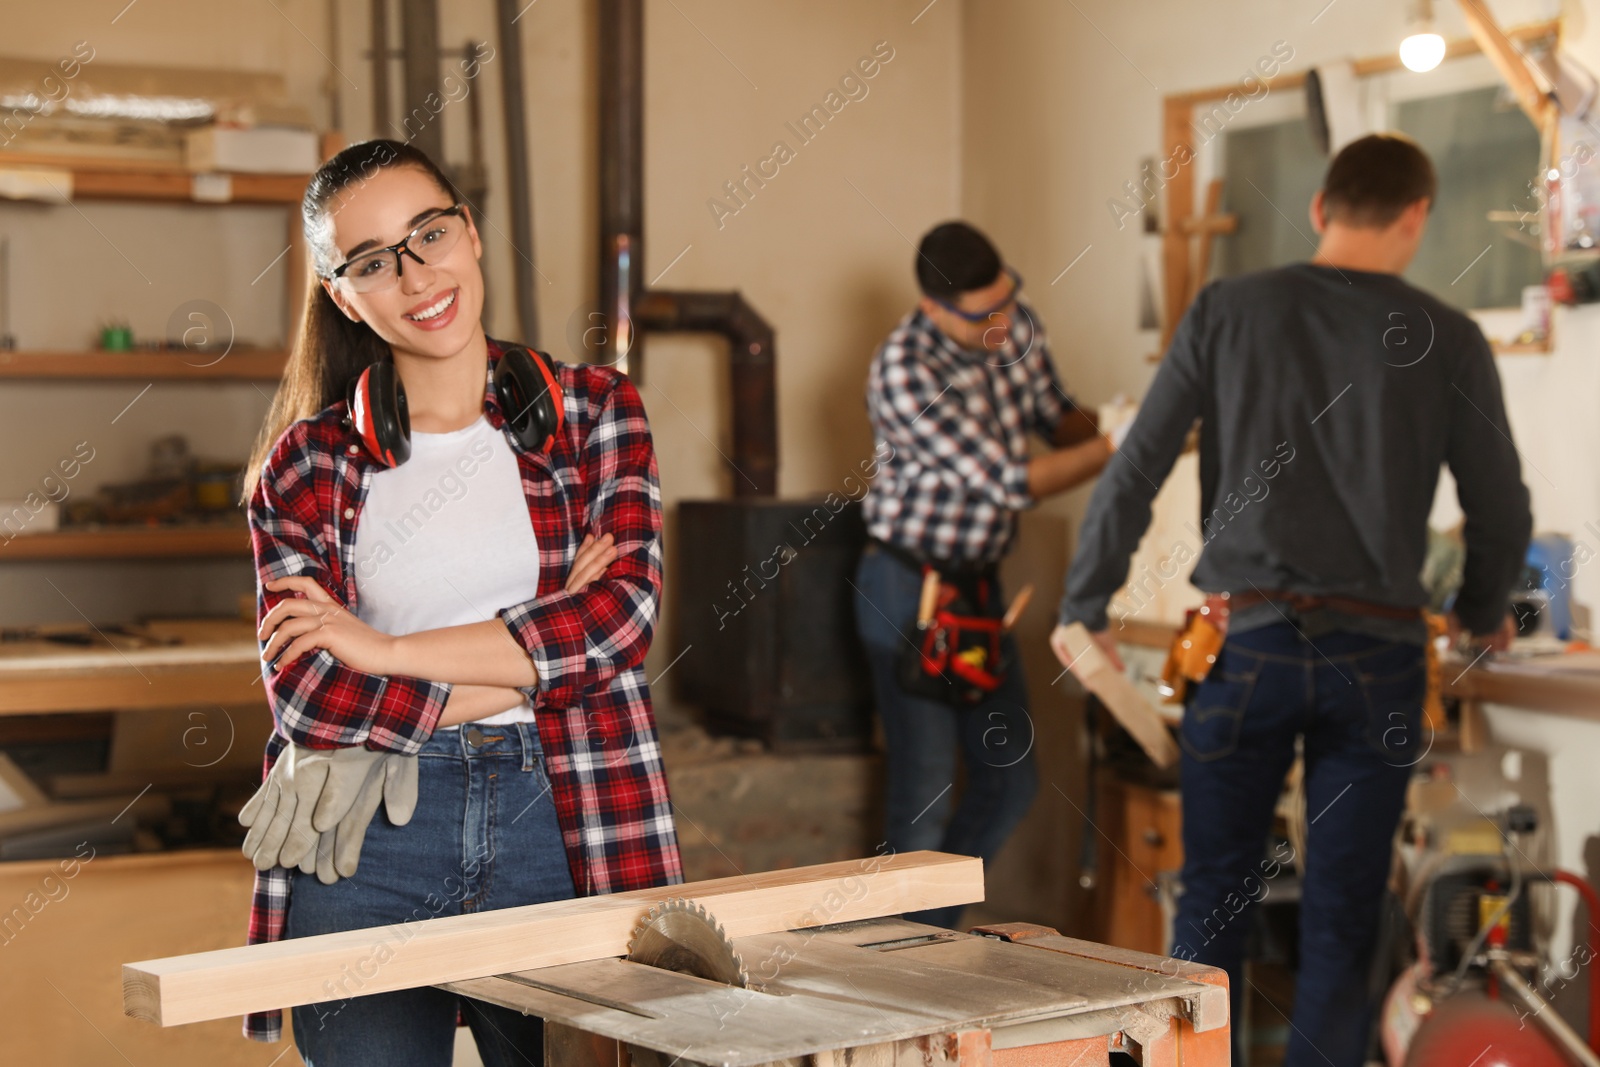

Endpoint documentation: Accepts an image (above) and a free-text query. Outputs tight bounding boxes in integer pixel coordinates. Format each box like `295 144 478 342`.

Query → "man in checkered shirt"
853 221 1116 928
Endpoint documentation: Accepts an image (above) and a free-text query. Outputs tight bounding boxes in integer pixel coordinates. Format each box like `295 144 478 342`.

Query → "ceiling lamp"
1400 0 1447 73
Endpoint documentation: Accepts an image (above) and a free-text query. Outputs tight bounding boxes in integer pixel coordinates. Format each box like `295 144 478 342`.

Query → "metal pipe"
493 0 540 345
598 0 644 375
597 0 778 497
369 0 390 135
636 290 777 496
399 0 442 161
326 0 343 132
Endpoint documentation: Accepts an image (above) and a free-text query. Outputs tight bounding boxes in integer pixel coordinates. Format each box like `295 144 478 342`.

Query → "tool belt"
872 538 1010 707
1158 589 1425 704
1227 589 1425 621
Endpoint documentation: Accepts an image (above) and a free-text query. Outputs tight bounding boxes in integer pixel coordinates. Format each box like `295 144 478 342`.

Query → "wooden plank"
1189 179 1231 304
1159 97 1195 353
1459 0 1553 126
0 348 287 380
0 621 262 717
1058 624 1179 768
0 664 261 716
0 524 250 561
122 851 984 1027
69 167 308 205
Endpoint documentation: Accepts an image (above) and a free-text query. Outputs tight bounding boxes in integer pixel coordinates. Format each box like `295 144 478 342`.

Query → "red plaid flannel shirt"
241 338 683 1042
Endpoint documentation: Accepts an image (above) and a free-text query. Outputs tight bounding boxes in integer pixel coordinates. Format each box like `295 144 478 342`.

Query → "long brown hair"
241 139 460 503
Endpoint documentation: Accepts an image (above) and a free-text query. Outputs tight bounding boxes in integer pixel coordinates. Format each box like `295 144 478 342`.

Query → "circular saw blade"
626 897 750 989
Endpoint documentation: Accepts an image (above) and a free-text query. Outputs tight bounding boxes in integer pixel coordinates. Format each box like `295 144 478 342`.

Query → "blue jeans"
286 721 575 1067
852 545 1038 928
1168 623 1424 1067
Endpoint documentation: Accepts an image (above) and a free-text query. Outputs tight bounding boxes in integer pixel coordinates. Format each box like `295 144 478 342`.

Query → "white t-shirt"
352 413 539 726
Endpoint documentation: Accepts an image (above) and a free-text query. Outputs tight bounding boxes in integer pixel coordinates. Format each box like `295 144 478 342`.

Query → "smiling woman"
234 139 684 1064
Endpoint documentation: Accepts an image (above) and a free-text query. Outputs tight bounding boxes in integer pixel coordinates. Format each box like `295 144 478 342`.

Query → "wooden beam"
1458 0 1553 126
122 850 984 1028
1189 179 1234 305
1161 97 1196 352
1165 17 1560 108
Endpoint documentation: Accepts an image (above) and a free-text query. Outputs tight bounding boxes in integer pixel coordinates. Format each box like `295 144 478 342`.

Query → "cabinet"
1091 775 1183 955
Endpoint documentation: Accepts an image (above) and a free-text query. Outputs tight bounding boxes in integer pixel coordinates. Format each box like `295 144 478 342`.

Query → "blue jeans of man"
1167 622 1424 1067
852 544 1038 928
285 720 575 1067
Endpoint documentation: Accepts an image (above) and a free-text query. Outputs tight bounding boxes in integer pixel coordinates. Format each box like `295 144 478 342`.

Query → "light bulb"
1400 31 1446 73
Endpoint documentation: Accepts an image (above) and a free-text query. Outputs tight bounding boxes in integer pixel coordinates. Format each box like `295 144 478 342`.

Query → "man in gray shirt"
1052 134 1531 1067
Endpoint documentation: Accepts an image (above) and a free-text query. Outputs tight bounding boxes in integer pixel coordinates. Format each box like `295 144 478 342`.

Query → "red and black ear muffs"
346 357 411 467
492 345 565 456
345 346 564 468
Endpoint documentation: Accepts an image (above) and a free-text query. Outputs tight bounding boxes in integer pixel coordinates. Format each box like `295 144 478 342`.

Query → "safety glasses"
329 205 469 293
932 266 1023 322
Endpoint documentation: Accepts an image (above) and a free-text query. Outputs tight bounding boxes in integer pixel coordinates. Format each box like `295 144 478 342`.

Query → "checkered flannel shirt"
861 301 1079 564
241 338 684 1042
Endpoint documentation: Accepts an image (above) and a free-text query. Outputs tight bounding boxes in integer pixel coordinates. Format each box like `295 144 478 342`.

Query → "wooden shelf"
2 524 249 562
0 151 309 205
0 348 286 380
1492 338 1552 356
0 618 262 715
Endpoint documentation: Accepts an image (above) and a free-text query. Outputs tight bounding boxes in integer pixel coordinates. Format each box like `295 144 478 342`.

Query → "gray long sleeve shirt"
1058 262 1532 642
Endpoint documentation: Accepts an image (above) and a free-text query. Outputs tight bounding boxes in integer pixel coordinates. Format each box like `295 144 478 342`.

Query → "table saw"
123 852 1228 1065
443 904 1229 1066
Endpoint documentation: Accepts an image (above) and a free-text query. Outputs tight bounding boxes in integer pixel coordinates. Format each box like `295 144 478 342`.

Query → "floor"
452 1026 483 1066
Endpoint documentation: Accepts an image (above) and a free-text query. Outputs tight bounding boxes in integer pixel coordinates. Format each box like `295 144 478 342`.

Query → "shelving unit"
0 151 312 980
0 140 329 1066
0 147 314 558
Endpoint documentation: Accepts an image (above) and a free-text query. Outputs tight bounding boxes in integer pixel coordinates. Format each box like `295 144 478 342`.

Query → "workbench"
1 618 271 1066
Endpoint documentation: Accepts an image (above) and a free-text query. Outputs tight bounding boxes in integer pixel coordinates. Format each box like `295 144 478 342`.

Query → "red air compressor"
1382 806 1600 1067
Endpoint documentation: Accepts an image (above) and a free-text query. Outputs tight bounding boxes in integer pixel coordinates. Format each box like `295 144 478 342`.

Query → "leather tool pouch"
1158 604 1226 704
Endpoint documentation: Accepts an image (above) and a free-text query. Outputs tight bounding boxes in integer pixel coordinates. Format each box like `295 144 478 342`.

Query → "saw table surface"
442 917 1226 1066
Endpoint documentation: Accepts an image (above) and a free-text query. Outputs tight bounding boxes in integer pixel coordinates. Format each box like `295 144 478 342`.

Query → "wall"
960 0 1600 1013
0 1 964 733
